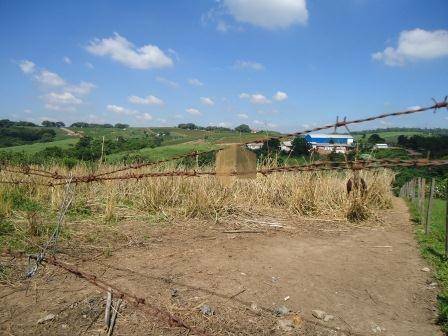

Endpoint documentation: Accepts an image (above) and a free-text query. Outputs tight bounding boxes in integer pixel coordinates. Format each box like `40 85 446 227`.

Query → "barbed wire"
1 158 445 187
25 254 211 335
25 175 74 277
73 97 447 180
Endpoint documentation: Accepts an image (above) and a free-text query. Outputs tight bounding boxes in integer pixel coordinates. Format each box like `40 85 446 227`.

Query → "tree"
115 123 129 129
55 121 65 127
368 133 385 144
235 124 251 133
291 137 311 156
261 138 281 154
42 120 57 127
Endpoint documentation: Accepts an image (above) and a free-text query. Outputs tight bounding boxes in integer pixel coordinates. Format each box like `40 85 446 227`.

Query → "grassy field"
106 141 221 163
0 138 78 154
409 198 448 332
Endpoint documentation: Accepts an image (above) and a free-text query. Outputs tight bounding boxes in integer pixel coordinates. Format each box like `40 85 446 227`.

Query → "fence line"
60 97 448 180
2 158 448 187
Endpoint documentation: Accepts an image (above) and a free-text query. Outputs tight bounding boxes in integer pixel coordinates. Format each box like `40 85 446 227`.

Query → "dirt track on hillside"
0 198 442 335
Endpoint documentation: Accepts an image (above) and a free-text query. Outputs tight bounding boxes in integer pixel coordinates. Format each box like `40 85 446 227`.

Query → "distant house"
373 143 388 149
280 140 292 153
304 133 354 154
246 142 263 150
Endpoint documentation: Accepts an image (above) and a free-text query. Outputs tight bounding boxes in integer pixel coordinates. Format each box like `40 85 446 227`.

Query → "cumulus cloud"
186 108 202 115
237 113 249 119
240 93 271 104
18 61 95 113
223 0 308 29
63 56 72 64
86 33 173 70
128 94 164 106
233 60 265 71
273 91 288 101
42 92 82 111
136 112 153 121
200 97 214 106
373 28 448 66
107 104 138 116
156 76 179 88
19 60 35 74
188 78 204 86
35 70 66 86
65 82 96 96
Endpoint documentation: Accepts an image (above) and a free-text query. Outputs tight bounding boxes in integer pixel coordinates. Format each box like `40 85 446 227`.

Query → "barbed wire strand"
25 174 75 277
0 158 442 187
79 97 448 179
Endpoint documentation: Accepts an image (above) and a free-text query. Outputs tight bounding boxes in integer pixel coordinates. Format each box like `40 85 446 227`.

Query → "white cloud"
200 97 214 106
237 113 249 119
217 20 230 33
156 76 179 88
85 62 94 69
253 119 264 125
35 70 66 86
273 91 288 101
86 33 173 70
233 60 265 71
407 105 422 111
136 113 153 121
188 78 204 86
63 56 72 64
186 108 202 116
42 92 82 111
218 122 231 127
223 0 308 29
19 60 35 74
107 104 137 116
373 29 448 66
239 92 271 104
128 94 164 106
65 81 96 95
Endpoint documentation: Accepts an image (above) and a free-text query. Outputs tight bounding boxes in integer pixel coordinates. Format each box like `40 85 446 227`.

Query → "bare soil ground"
0 197 442 335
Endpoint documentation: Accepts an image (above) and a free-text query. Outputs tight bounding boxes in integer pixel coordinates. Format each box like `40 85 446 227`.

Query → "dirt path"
0 198 442 335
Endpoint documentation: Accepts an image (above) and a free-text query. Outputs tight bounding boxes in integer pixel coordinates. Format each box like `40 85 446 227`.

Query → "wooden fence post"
420 178 426 222
425 178 435 235
445 179 448 259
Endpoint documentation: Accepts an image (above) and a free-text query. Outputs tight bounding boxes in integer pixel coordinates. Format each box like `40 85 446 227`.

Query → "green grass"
106 142 221 163
409 198 448 332
0 138 78 154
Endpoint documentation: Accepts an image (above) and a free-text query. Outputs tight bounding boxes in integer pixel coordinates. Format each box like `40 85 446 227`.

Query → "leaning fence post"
425 178 435 235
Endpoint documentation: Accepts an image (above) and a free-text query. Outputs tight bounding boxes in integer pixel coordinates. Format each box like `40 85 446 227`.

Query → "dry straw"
0 163 394 224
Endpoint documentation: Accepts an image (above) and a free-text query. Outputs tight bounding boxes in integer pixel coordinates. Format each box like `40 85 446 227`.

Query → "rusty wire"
32 255 210 336
73 97 448 180
2 158 447 187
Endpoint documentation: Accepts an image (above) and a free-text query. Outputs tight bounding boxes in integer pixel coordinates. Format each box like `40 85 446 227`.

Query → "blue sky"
0 0 447 132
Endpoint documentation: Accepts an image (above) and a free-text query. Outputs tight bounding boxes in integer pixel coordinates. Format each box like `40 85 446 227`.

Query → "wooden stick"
445 179 448 259
107 299 122 336
105 288 112 328
222 230 264 234
420 178 426 222
425 178 435 235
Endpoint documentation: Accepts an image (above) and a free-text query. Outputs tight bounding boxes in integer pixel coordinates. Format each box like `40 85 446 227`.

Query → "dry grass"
0 163 394 224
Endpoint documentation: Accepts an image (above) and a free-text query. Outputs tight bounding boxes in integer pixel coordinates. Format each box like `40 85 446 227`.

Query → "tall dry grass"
0 163 394 224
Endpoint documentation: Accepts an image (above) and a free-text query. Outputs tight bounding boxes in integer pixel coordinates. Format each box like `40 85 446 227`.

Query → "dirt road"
0 198 442 335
